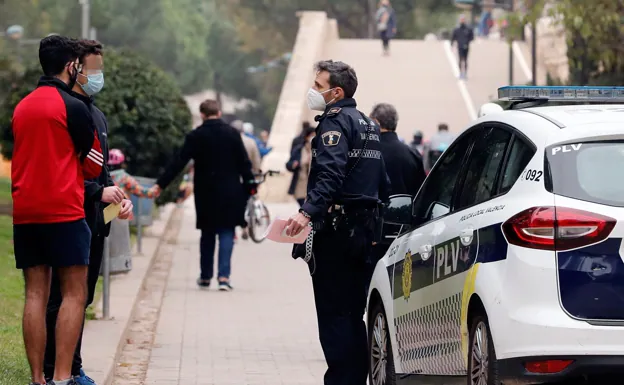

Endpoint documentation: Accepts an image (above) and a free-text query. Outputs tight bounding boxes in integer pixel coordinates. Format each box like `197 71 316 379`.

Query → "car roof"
521 104 624 128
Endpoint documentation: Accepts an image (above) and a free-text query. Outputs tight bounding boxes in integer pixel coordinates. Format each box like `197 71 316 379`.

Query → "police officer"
286 60 390 385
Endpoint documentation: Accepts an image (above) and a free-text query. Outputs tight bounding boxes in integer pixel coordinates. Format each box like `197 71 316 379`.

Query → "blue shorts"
14 219 91 269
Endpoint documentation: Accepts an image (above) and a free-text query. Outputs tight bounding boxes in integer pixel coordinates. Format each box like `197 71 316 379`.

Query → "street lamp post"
531 20 537 85
79 0 91 39
508 0 514 85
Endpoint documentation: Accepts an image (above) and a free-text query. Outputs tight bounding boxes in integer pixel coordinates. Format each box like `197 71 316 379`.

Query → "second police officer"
286 60 391 385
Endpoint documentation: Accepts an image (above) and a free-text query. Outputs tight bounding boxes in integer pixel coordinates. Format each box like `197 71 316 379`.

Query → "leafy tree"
0 48 192 204
550 0 624 85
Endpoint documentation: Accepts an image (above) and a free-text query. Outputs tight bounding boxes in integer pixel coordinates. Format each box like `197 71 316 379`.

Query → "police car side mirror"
383 194 413 226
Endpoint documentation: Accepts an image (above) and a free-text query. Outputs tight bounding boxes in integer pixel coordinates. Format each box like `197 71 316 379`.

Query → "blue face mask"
80 72 104 96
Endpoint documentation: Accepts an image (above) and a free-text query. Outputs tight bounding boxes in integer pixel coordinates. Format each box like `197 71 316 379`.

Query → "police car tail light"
524 359 574 374
502 207 615 251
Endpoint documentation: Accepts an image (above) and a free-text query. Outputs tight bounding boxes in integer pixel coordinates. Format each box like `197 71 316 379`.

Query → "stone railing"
260 11 338 203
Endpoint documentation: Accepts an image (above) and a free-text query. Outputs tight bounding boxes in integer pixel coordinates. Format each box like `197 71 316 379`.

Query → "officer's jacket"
301 98 391 221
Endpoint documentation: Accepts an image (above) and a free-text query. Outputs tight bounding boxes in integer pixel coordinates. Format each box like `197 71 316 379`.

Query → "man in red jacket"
11 35 103 385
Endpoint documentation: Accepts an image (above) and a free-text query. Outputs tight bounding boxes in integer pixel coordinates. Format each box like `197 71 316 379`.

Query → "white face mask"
307 88 335 111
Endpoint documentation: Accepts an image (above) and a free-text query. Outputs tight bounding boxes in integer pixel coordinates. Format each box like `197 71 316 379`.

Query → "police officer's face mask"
307 87 335 111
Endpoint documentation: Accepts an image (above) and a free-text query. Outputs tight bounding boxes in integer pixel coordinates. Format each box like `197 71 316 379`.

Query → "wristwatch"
298 208 311 220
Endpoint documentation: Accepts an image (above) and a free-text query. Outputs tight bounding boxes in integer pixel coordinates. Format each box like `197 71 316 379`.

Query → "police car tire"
467 313 500 385
368 300 396 385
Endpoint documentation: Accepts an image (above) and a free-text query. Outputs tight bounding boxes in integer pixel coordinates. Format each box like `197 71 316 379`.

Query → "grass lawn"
0 215 29 385
0 177 12 206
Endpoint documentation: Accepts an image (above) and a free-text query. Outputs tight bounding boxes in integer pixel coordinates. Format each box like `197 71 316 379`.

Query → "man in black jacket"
369 103 426 259
370 103 426 197
152 99 255 291
451 14 474 80
44 39 133 385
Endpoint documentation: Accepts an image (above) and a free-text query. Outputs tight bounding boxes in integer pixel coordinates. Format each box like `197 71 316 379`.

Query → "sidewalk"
144 200 326 385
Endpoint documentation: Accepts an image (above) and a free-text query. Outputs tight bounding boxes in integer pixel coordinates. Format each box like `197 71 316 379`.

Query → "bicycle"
244 169 280 243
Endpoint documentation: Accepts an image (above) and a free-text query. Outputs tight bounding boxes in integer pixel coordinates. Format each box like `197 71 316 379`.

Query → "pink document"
265 218 311 244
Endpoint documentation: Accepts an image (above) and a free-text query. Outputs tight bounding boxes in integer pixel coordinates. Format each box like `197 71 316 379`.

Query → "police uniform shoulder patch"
402 250 413 301
321 130 341 146
326 107 342 116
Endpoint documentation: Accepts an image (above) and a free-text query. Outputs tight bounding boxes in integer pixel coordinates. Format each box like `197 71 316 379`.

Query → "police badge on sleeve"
321 130 341 146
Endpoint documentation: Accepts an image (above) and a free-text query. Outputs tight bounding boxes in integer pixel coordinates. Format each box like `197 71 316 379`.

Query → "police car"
367 86 624 385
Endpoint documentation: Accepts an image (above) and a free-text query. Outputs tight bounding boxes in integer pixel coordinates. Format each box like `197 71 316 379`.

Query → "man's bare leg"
23 265 52 384
53 266 88 381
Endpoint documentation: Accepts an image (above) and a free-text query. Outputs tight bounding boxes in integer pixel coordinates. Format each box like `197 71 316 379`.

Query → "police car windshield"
546 141 624 207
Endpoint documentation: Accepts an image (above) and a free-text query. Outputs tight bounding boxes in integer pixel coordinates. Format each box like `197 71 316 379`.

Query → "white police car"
367 86 624 385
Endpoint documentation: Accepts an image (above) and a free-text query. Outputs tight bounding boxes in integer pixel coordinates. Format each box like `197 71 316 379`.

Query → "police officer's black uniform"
295 97 390 385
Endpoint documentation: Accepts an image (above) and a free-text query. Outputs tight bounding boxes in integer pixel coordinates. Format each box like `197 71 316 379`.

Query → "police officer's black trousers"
44 234 105 380
309 228 372 385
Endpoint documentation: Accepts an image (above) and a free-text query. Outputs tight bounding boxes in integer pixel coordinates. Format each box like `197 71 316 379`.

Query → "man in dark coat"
369 103 426 260
153 99 255 291
370 103 426 197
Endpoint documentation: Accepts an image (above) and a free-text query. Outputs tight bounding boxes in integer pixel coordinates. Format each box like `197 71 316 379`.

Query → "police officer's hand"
286 212 310 237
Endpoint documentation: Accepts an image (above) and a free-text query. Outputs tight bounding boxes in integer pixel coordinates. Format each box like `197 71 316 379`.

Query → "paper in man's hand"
103 202 122 224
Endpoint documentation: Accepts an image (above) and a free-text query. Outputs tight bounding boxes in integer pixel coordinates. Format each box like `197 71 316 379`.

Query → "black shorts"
458 47 469 60
14 219 91 269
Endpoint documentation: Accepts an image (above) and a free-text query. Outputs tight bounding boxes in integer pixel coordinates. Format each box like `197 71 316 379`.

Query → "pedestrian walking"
423 122 456 172
376 0 397 56
11 35 104 385
43 39 133 385
232 119 262 174
290 121 313 153
451 14 474 79
410 130 425 155
286 60 391 385
286 124 316 207
243 122 272 158
231 119 262 240
152 100 256 291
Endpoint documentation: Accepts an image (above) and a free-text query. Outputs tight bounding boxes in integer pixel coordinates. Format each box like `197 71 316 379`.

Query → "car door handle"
460 227 474 246
420 244 433 261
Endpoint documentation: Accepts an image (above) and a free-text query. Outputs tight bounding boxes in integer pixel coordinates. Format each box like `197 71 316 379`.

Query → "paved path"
145 201 326 385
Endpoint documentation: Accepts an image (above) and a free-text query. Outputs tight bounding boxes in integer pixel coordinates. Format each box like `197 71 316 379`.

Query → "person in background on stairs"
376 0 397 56
451 14 474 80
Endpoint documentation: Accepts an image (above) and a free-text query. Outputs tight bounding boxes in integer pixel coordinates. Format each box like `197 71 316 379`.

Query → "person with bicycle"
286 60 391 385
151 99 255 291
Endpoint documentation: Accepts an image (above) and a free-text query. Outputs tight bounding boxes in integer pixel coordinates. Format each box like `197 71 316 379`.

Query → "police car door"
428 125 515 376
392 130 474 376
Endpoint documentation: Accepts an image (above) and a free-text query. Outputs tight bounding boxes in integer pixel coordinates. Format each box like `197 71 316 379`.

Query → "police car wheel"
467 314 500 385
368 300 396 385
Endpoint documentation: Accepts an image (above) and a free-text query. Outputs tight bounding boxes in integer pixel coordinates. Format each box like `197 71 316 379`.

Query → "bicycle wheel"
248 198 271 243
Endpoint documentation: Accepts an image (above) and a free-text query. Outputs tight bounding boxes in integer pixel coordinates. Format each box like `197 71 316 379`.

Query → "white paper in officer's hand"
266 217 310 244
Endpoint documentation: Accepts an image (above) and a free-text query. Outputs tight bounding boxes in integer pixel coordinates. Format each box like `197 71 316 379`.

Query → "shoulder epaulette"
326 107 342 117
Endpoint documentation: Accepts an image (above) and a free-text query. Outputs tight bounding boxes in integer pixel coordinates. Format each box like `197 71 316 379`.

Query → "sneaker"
218 280 232 291
196 278 210 289
48 379 78 385
74 370 96 385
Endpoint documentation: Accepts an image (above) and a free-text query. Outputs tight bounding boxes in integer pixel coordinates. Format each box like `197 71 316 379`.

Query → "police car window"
500 137 535 193
546 141 624 207
413 132 473 225
457 128 511 210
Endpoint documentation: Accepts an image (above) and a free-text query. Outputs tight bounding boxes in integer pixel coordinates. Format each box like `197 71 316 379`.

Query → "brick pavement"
145 201 327 385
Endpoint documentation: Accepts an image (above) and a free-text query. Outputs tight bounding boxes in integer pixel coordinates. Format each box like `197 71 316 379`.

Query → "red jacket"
11 77 103 224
